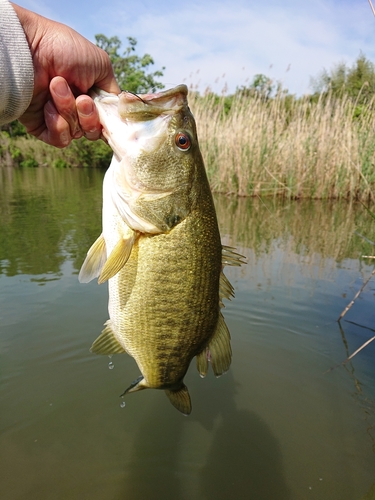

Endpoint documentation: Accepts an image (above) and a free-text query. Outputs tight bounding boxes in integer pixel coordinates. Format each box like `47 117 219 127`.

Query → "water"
0 167 375 500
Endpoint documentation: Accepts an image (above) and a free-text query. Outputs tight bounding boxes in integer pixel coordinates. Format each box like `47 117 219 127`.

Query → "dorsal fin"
219 271 235 306
222 245 246 267
208 312 232 377
196 348 209 378
195 312 232 378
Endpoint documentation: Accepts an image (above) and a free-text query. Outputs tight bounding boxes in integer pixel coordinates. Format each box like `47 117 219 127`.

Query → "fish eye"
175 132 191 151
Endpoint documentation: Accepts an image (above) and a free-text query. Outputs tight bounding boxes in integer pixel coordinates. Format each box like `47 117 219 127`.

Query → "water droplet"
108 361 114 370
120 401 126 408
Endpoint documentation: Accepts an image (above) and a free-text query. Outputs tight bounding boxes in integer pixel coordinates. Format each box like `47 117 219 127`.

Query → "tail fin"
121 376 192 415
120 375 147 397
165 385 192 415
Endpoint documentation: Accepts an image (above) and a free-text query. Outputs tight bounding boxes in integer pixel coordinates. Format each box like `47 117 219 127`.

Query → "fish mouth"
118 84 188 122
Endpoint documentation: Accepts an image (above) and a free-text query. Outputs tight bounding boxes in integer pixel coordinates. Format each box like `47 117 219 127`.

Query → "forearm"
0 0 34 125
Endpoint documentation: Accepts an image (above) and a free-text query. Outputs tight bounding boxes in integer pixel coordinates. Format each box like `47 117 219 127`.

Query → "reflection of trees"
0 167 104 277
1 168 374 279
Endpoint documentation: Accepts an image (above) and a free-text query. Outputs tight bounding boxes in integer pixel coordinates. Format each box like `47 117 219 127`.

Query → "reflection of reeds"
191 92 375 200
214 195 375 263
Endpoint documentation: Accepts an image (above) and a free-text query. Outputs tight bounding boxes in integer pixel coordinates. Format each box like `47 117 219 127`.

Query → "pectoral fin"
90 320 126 355
98 231 136 284
165 385 192 415
78 234 107 283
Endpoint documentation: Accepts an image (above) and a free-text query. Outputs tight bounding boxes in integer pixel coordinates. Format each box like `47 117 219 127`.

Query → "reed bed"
2 90 375 200
190 91 375 200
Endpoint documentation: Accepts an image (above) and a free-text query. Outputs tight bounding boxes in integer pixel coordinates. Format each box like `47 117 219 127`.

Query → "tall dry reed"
190 91 375 200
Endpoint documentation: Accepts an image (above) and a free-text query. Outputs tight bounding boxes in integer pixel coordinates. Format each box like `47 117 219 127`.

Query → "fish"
79 84 244 415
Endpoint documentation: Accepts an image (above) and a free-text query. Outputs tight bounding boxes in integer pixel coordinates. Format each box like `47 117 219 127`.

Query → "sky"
15 0 375 96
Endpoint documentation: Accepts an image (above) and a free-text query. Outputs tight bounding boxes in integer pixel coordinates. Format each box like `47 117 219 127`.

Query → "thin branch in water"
343 336 375 364
369 0 375 17
344 319 375 334
325 323 375 374
337 268 375 321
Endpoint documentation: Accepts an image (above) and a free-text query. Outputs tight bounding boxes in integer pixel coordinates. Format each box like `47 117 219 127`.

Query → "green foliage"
236 73 275 100
20 157 38 168
0 120 27 137
95 34 164 93
10 145 22 162
53 158 68 169
66 137 112 168
310 52 375 105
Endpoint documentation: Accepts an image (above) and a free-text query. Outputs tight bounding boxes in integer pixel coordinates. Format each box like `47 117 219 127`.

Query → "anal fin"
90 320 126 355
78 234 106 283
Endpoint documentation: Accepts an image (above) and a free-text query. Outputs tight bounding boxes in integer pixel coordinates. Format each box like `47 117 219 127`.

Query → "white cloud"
16 0 375 95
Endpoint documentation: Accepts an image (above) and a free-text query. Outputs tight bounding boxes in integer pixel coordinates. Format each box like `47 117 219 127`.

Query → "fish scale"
111 207 221 384
79 85 245 414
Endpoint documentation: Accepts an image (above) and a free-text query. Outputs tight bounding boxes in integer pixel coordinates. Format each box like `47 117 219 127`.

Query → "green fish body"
79 85 243 414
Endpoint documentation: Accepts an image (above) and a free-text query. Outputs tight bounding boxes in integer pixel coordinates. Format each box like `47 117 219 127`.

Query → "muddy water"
0 167 374 500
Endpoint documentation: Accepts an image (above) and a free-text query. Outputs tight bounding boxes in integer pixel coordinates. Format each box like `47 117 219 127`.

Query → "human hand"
12 3 120 147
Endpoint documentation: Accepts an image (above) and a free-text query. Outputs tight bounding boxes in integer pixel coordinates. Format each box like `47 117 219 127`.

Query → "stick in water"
343 336 375 364
337 268 375 321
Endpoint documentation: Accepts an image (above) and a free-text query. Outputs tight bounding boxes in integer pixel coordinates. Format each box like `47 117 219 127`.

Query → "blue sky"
16 0 375 95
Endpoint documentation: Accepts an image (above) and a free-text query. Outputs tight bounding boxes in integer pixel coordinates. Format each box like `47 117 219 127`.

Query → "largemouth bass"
79 85 244 415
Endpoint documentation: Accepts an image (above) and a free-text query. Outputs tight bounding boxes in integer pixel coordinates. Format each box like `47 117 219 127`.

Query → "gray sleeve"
0 0 34 125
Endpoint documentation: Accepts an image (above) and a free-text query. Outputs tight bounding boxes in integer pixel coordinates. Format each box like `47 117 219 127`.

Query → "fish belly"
108 209 222 389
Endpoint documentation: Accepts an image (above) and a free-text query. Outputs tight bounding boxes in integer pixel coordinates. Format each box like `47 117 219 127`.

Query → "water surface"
0 167 375 500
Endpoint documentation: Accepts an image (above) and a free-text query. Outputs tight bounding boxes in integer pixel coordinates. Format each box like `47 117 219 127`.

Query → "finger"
76 95 102 141
39 100 72 148
50 77 81 138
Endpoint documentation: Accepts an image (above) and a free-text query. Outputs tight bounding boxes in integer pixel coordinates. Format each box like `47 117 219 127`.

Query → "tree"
236 73 275 100
310 52 375 104
95 35 164 93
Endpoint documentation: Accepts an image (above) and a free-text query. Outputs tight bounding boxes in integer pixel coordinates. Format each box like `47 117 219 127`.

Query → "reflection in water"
119 371 290 500
1 167 375 499
1 167 375 279
0 167 103 277
197 372 290 500
338 321 375 454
